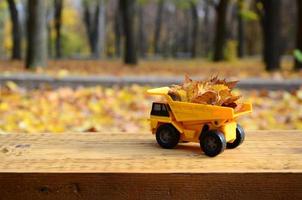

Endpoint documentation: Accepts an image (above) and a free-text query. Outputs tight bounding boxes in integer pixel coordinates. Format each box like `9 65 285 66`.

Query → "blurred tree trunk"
26 0 47 69
153 0 164 55
47 22 52 58
190 1 198 58
46 4 53 58
259 0 281 71
172 9 183 58
54 0 63 59
182 9 191 54
7 0 21 60
114 5 122 57
213 0 229 61
98 0 106 58
295 0 302 70
237 0 244 58
203 0 210 56
0 13 5 57
138 5 146 57
119 0 137 65
83 0 106 59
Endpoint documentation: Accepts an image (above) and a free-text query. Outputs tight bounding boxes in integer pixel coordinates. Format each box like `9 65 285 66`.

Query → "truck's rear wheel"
200 130 226 157
156 124 180 149
227 124 245 149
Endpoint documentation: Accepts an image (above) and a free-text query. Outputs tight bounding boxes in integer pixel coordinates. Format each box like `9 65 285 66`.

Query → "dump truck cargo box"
147 87 252 122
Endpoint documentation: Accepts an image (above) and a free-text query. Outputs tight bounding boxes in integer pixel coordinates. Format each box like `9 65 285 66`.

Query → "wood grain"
0 130 301 173
0 173 301 200
0 131 301 199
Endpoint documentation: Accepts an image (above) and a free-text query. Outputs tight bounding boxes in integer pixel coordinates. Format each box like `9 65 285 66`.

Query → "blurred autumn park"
0 0 301 133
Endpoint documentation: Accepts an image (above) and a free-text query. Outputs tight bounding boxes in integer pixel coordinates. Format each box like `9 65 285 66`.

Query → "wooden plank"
0 173 301 200
0 130 302 173
0 131 301 199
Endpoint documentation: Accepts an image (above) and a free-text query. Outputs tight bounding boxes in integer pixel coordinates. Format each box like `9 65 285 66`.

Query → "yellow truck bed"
147 87 252 122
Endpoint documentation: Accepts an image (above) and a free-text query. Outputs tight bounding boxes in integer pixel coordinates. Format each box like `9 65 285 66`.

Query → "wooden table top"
0 130 301 173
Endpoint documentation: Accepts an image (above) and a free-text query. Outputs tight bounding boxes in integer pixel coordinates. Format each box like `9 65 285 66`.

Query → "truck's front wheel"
200 130 226 157
156 124 180 149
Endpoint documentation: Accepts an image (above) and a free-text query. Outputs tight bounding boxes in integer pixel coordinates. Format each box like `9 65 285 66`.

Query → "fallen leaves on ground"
169 75 241 108
0 59 301 79
0 82 301 133
239 89 302 130
0 82 152 133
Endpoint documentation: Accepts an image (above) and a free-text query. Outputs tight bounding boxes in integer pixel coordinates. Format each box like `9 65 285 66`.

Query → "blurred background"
0 0 301 133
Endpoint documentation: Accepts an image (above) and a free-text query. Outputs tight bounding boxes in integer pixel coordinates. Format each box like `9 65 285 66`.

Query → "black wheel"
227 124 245 149
200 130 226 157
156 124 180 149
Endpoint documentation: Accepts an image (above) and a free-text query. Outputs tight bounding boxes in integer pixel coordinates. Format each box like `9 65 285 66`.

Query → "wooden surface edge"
1 170 302 173
0 173 301 200
1 130 302 173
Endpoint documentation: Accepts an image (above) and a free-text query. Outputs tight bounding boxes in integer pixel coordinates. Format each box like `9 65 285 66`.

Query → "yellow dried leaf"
5 81 19 92
169 75 241 108
210 84 229 93
191 91 218 105
225 81 239 89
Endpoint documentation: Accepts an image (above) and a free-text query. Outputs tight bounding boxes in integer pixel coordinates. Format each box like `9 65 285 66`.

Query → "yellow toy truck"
147 87 252 157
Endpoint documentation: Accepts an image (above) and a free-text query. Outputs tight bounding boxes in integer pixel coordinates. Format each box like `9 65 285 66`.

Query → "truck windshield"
151 103 169 117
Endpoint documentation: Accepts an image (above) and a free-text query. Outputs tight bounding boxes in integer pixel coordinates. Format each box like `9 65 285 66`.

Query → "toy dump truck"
147 87 252 157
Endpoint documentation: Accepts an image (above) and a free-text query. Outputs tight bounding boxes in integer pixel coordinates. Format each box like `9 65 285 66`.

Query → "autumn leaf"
0 81 301 133
191 91 218 105
169 75 241 108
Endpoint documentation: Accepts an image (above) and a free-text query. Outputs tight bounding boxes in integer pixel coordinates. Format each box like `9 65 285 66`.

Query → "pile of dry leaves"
168 75 241 108
0 82 301 133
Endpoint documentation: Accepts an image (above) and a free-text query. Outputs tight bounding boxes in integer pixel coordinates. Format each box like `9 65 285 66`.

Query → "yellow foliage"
62 7 78 27
0 83 301 133
4 19 12 52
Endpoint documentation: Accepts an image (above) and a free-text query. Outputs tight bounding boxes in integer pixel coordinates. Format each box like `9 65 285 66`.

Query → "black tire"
200 130 226 157
227 124 245 149
156 124 180 149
